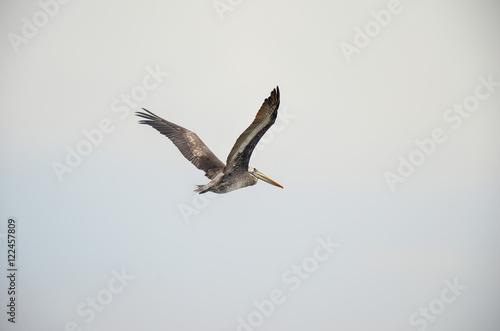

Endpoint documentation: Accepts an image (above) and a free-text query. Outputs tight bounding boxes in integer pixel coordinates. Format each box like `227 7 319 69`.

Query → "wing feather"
136 109 225 179
225 87 280 173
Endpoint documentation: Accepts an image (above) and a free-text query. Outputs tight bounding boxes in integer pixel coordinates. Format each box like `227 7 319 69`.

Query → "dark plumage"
136 87 283 194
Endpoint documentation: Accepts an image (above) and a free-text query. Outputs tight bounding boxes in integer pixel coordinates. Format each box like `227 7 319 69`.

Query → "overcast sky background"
1 1 499 330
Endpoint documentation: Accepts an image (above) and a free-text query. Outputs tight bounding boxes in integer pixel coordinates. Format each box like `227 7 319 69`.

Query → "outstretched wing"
225 86 280 173
136 109 225 179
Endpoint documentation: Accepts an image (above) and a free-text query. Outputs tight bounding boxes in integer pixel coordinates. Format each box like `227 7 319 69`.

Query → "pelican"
136 87 283 194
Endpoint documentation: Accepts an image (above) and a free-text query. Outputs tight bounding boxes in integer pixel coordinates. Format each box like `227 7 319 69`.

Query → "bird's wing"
136 109 225 179
224 86 280 173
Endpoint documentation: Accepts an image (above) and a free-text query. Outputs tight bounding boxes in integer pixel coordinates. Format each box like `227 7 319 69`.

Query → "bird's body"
136 87 283 194
195 170 257 194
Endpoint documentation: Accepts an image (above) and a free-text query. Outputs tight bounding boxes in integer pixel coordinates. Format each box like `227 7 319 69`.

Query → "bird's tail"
194 185 208 194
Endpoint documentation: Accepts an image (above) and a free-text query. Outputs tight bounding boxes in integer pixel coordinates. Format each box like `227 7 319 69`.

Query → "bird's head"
248 165 283 189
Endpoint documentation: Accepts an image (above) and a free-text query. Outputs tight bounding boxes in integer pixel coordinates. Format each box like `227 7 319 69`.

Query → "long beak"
253 170 283 189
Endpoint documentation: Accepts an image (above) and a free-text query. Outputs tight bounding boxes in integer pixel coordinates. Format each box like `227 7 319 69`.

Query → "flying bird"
136 87 283 194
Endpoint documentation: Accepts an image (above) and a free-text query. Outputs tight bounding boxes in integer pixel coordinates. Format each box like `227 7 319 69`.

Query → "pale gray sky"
1 1 499 330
